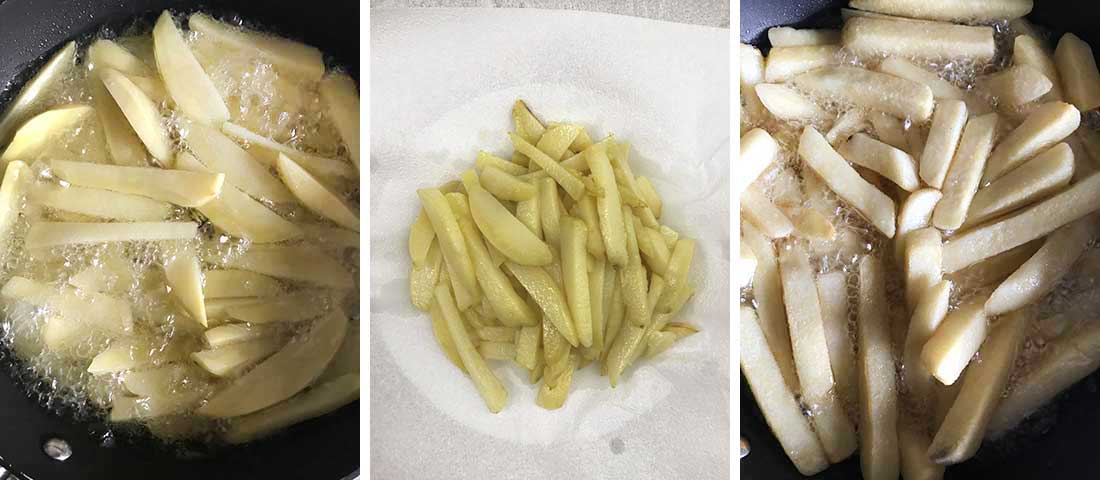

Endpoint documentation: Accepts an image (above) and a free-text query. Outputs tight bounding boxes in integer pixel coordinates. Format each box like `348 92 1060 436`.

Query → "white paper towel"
370 8 730 479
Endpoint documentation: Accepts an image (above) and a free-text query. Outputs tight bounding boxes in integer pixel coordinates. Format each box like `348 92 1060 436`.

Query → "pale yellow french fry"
1014 35 1063 102
126 74 167 104
878 57 965 100
986 218 1096 315
88 336 193 374
505 262 578 347
512 100 545 144
456 208 537 327
779 244 858 462
193 336 283 377
223 373 358 444
276 154 358 230
741 44 768 122
419 187 479 295
90 80 146 167
841 17 995 62
920 100 968 189
741 186 794 238
317 72 360 167
798 126 897 237
189 13 324 81
3 276 132 337
841 133 920 191
587 144 628 265
514 324 541 370
825 109 868 146
515 192 541 240
741 306 830 476
0 41 76 146
204 323 280 348
88 39 149 76
69 252 133 295
0 105 93 166
657 237 694 313
642 226 671 274
538 177 562 246
904 280 951 403
737 238 757 289
476 152 527 176
174 152 302 242
188 122 294 203
742 222 799 390
1055 33 1100 112
868 111 908 150
906 123 927 160
409 209 435 267
986 65 1053 106
921 296 989 386
537 353 577 410
510 133 585 201
856 256 900 480
466 182 552 266
942 172 1100 272
929 310 1027 464
848 0 1032 22
153 11 229 126
754 84 830 123
608 142 645 207
574 194 605 257
25 222 197 248
164 247 207 327
895 188 942 266
0 161 27 264
898 420 946 480
476 326 517 343
619 262 650 327
635 177 662 219
206 298 263 319
226 291 329 324
561 217 593 347
433 285 507 412
586 257 608 357
983 101 1079 183
30 182 171 221
764 45 840 83
948 240 1041 289
49 159 223 208
905 227 942 311
816 271 856 408
966 142 1074 227
477 341 517 361
221 122 356 183
768 27 840 46
122 364 207 397
737 128 778 194
227 244 354 288
301 223 358 251
479 166 536 202
429 300 465 372
535 124 580 162
933 112 999 231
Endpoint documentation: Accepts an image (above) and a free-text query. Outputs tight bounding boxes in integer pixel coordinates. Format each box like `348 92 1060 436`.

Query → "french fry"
0 105 93 166
587 144 628 265
985 65 1053 107
738 128 778 194
561 217 593 347
921 296 989 386
768 27 840 47
192 337 283 377
742 222 799 390
898 419 946 480
0 161 27 263
505 263 578 347
848 0 1032 22
480 166 536 202
608 142 645 208
189 13 324 81
1014 35 1063 102
905 228 942 311
825 109 868 146
815 271 856 407
983 102 1080 183
126 74 167 104
764 45 840 83
929 310 1028 464
0 41 76 146
25 222 197 247
942 173 1100 272
476 152 528 176
515 191 542 239
478 342 517 361
903 280 951 403
221 122 356 183
226 291 329 324
869 111 908 150
635 177 662 218
657 237 694 313
966 142 1074 227
204 323 279 349
466 181 553 266
539 177 562 246
512 100 546 144
741 306 830 476
798 126 897 237
575 194 605 257
2 276 132 335
223 373 358 444
755 84 830 122
840 133 920 191
509 133 585 201
796 65 932 121
737 239 757 289
429 301 465 372
1055 33 1100 112
895 188 942 266
152 11 229 126
856 256 900 480
741 186 794 238
841 17 996 62
933 113 999 230
986 218 1096 315
419 188 480 295
587 257 608 357
457 210 537 327
69 252 133 295
164 246 207 326
741 44 768 122
187 122 294 203
779 244 858 462
276 154 359 230
409 209 435 267
878 57 965 100
948 240 1041 289
49 159 223 208
919 100 968 189
535 124 580 161
33 175 174 220
226 244 354 289
91 80 146 167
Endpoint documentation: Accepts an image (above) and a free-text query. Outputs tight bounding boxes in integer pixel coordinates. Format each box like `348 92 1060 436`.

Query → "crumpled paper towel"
370 8 730 479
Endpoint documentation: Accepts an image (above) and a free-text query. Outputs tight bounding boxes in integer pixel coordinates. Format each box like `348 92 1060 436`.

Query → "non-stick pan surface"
741 0 1100 478
0 1 359 479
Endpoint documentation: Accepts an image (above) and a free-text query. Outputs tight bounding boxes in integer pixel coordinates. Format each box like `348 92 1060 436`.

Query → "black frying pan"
741 1 1100 478
0 1 359 479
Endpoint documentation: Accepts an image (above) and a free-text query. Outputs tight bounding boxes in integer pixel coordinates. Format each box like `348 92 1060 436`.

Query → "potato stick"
480 167 536 202
600 275 621 350
512 100 545 144
639 226 670 274
478 341 517 361
608 142 645 207
586 257 608 356
814 272 856 407
538 177 562 246
635 177 662 218
905 228 942 311
986 65 1052 107
223 372 357 444
425 286 509 413
457 213 537 327
768 27 841 47
0 105 92 166
754 84 829 123
164 247 206 326
628 275 665 362
467 183 553 266
658 237 694 312
779 244 858 462
895 188 942 266
856 256 900 480
30 183 172 221
738 128 778 194
906 124 927 160
822 110 866 146
1055 33 1100 112
764 45 840 83
841 133 919 191
848 0 1032 22
984 102 1080 183
921 296 989 386
966 143 1073 227
798 126 897 237
505 263 578 347
409 208 435 267
276 154 358 230
476 152 527 177
220 123 355 182
741 306 830 475
619 261 650 326
868 111 908 150
571 195 604 258
741 186 794 238
25 221 197 248
154 12 230 124
841 17 995 62
561 217 593 347
898 420 946 480
536 353 577 410
226 244 354 288
943 172 1100 272
509 133 585 201
428 300 466 372
122 364 204 397
69 253 133 295
192 336 283 377
90 80 145 167
659 225 679 250
919 100 968 189
48 160 223 208
878 57 965 101
204 324 279 350
741 44 768 121
587 144 628 265
988 314 1100 437
515 194 541 240
418 188 480 297
737 239 757 289
903 278 951 401
3 276 132 334
189 13 323 81
1014 35 1063 102
98 68 174 163
535 124 580 161
188 122 294 203
933 113 999 230
225 291 329 324
514 324 541 370
742 222 800 390
986 219 1096 315
317 72 360 169
949 240 1041 289
0 41 76 146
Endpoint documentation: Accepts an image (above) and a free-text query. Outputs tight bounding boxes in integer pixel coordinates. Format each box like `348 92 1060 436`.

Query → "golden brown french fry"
920 100 968 189
779 244 858 462
903 280 951 404
840 133 920 191
986 218 1096 315
856 256 900 480
983 102 1080 184
966 142 1073 227
741 306 830 476
741 186 794 238
933 113 999 231
842 17 995 62
921 296 989 386
1055 33 1100 112
798 126 897 237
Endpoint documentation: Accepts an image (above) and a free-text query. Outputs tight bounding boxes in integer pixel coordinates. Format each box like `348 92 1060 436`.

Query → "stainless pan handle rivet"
43 438 71 462
740 436 750 459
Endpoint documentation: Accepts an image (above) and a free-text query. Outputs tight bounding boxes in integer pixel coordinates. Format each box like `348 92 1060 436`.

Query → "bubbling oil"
0 13 359 450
